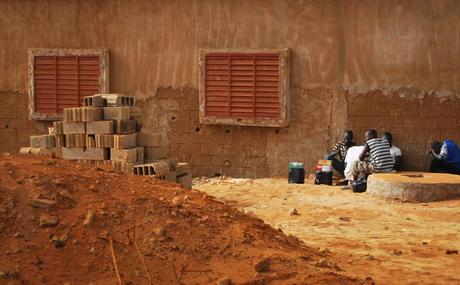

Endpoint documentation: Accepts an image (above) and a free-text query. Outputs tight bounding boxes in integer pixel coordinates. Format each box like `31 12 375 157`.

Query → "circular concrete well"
367 172 460 202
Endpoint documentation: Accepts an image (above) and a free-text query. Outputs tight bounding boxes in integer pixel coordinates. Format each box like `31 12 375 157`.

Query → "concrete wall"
1 0 459 176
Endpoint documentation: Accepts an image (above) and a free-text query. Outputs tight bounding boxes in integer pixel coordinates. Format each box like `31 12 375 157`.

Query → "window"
199 48 290 127
28 48 109 120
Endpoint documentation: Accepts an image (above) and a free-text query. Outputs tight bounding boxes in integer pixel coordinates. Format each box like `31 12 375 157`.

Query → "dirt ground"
0 154 362 285
194 177 460 285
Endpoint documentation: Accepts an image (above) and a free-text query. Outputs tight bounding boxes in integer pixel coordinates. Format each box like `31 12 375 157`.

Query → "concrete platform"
367 172 460 202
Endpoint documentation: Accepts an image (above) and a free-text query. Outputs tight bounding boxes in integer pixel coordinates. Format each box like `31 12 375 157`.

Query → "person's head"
365 129 377 141
431 141 442 155
343 130 354 146
383 132 393 147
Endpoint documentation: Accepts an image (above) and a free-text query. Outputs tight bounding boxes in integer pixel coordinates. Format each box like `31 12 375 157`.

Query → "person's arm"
327 143 340 158
430 150 442 160
430 143 448 160
440 143 448 159
359 143 370 161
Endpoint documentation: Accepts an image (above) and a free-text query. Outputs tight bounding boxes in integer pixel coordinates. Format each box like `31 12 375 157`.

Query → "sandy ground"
194 178 460 285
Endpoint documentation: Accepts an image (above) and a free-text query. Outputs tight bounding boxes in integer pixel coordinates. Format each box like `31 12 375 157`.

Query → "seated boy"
383 132 402 171
351 129 394 181
344 145 365 181
325 130 355 177
429 140 460 174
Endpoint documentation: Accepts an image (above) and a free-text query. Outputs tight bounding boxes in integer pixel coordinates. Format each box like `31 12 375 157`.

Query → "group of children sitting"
325 129 460 188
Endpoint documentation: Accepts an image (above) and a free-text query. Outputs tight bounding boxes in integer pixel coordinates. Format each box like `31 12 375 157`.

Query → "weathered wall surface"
347 91 460 171
0 0 459 176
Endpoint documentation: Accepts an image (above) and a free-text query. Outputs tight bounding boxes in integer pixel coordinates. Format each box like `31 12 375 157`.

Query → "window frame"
28 48 109 121
198 48 290 127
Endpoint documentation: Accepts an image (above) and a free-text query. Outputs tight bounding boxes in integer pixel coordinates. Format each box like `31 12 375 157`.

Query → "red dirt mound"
0 153 360 285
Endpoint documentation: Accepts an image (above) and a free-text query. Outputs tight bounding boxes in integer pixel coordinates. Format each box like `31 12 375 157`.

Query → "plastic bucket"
288 162 305 184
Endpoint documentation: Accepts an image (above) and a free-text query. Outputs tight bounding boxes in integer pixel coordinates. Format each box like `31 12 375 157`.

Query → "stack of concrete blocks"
20 132 60 157
131 132 193 188
60 106 110 163
20 93 193 188
82 94 141 168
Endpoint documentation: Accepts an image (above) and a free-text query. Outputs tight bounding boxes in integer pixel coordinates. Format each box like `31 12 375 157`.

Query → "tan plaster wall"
0 0 459 176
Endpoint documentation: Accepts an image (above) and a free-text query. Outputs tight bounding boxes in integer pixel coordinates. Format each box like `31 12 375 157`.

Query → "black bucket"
352 179 367 193
314 171 333 185
288 168 305 184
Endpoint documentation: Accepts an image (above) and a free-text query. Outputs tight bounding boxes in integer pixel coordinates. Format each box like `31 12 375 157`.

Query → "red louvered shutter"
205 53 280 118
200 49 290 127
33 55 101 114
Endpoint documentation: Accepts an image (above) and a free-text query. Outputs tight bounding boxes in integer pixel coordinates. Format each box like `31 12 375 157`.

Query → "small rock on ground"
315 258 340 270
29 198 56 208
216 277 232 285
254 258 270 272
83 210 95 227
39 214 59 227
363 276 376 285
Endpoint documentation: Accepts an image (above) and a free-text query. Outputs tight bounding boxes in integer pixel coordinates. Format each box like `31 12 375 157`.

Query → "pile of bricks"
19 94 192 188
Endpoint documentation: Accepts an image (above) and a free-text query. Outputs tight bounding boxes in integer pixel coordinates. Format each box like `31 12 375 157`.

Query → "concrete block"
84 95 106 107
86 120 114 134
82 107 103 122
30 134 55 148
101 94 135 107
55 135 66 147
114 133 138 149
53 121 64 134
166 171 177 182
86 134 96 148
136 147 144 162
45 147 62 158
65 134 86 148
130 107 143 120
111 161 140 173
111 147 144 163
64 107 103 122
176 162 190 175
29 147 61 158
132 161 169 176
62 122 86 134
103 107 130 120
177 173 192 188
137 132 162 147
62 147 108 160
168 158 178 171
144 146 168 161
95 134 114 148
19 147 32 154
115 119 137 134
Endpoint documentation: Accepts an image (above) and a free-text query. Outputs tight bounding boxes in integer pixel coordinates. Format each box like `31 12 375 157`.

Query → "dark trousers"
324 154 345 177
429 158 460 175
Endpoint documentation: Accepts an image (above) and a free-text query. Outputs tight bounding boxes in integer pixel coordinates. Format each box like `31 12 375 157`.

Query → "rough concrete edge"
367 176 460 203
28 48 110 121
198 48 290 128
344 86 460 103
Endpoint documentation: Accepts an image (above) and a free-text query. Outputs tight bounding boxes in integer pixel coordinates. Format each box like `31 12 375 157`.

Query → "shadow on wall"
347 90 460 171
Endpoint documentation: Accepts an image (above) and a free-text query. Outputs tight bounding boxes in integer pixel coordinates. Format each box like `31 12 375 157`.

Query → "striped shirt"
332 142 354 161
366 138 394 172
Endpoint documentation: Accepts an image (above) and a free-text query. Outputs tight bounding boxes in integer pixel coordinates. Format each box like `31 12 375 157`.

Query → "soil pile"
0 153 360 285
